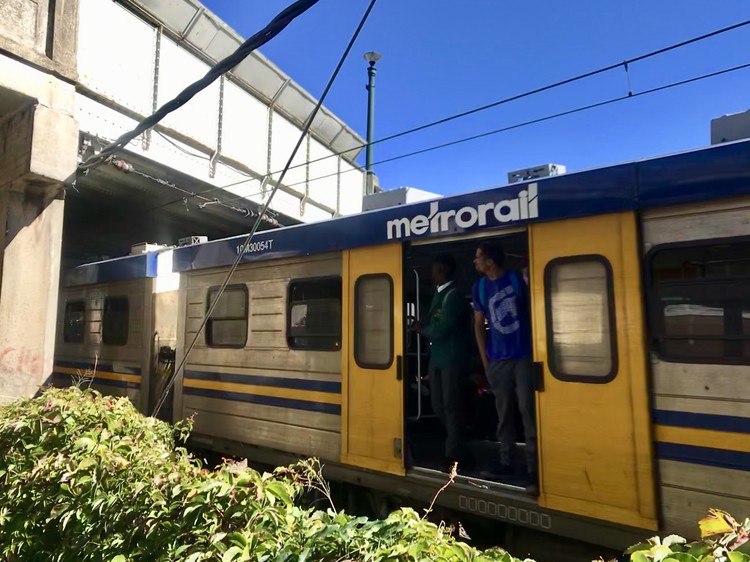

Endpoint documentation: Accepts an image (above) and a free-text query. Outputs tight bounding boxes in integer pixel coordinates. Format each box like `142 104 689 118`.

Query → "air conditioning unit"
711 109 750 145
178 236 208 247
507 163 566 184
363 187 440 211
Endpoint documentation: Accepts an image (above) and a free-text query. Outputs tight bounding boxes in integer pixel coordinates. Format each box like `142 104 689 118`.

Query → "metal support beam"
209 75 225 178
301 132 310 216
336 155 341 216
143 25 162 151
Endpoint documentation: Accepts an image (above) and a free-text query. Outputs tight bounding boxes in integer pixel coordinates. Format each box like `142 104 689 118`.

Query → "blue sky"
202 0 750 196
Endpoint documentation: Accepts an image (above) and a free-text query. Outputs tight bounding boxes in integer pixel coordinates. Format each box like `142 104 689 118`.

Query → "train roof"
64 249 170 287
66 138 750 285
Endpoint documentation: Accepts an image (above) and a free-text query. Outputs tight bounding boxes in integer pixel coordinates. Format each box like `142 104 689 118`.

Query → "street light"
364 51 381 195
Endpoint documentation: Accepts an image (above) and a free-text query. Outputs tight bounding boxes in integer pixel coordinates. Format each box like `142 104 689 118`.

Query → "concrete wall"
0 0 79 403
0 0 78 81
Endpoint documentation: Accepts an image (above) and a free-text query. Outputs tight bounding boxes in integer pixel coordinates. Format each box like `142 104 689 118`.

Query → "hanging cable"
153 129 213 161
196 17 750 197
77 0 321 174
151 0 380 418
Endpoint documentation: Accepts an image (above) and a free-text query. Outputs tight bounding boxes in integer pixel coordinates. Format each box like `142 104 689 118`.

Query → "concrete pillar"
0 99 77 404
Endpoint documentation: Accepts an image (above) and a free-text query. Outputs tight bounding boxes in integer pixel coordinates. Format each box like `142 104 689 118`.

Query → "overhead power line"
151 0 380 417
212 59 750 201
77 0 322 174
358 17 750 153
200 17 750 198
356 61 750 171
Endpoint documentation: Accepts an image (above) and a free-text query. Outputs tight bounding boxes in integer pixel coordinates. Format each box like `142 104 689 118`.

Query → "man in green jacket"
413 254 473 469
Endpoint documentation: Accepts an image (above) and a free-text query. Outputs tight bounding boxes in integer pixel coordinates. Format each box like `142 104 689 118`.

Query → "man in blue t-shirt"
471 242 537 484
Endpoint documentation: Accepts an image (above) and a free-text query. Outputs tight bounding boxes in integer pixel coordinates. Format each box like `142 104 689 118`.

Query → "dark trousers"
486 358 537 472
429 363 466 461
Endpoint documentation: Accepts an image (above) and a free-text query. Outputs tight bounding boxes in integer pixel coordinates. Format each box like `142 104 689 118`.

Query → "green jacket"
421 283 473 369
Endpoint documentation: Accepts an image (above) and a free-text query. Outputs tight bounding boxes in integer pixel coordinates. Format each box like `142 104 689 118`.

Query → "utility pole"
363 51 381 195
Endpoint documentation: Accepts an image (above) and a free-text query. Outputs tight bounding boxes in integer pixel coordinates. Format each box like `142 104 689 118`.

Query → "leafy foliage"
0 387 747 562
0 387 524 561
609 510 750 562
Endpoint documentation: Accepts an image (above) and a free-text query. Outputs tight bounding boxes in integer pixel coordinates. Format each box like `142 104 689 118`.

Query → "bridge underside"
63 147 299 268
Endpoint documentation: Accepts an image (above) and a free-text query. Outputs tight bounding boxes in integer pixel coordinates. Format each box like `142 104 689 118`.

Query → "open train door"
529 212 657 530
341 243 405 476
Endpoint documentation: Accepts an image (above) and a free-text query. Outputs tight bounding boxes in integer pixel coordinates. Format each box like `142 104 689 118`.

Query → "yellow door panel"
341 244 404 476
529 212 657 530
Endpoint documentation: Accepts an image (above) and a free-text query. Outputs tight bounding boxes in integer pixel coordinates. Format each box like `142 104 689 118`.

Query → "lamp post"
363 51 381 195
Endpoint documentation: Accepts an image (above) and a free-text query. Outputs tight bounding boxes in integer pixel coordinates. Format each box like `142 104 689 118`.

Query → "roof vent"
507 163 566 184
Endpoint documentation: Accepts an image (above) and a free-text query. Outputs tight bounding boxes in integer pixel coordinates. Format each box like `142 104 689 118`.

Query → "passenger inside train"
405 233 537 491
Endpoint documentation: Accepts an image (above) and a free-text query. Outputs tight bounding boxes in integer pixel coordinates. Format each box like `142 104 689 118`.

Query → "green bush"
0 386 747 562
607 510 750 562
0 387 522 561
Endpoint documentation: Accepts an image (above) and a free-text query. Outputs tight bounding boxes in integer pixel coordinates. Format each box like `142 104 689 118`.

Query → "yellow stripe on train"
53 366 141 385
655 425 750 454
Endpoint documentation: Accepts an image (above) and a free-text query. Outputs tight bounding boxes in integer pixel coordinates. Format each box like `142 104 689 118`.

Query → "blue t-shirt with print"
471 270 531 360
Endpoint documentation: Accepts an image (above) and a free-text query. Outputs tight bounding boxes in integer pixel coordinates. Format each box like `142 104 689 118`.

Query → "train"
54 138 750 552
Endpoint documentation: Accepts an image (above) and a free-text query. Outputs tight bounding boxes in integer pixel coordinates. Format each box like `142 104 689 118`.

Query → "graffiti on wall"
0 346 42 376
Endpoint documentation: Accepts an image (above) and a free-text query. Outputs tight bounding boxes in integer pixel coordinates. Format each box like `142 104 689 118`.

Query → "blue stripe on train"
654 410 750 434
656 442 750 472
50 372 140 390
183 387 341 416
54 360 142 376
184 370 341 394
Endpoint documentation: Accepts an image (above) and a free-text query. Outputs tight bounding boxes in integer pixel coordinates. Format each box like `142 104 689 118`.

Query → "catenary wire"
211 59 750 199
201 17 750 197
151 0 380 417
121 17 750 212
98 60 750 240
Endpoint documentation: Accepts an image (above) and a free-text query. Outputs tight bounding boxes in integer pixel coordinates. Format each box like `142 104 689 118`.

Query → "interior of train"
403 231 532 489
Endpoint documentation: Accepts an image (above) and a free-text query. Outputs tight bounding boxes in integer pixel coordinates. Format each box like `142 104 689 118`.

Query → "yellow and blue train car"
56 138 750 551
54 249 179 418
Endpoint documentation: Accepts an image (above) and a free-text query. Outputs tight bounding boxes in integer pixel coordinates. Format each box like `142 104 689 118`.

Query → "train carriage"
55 138 750 552
176 253 344 462
54 248 180 418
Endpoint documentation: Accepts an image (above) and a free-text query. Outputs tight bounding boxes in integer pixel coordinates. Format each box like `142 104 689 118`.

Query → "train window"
287 277 342 351
354 274 393 369
206 285 248 348
63 301 85 343
649 240 750 364
545 256 617 382
102 297 129 346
